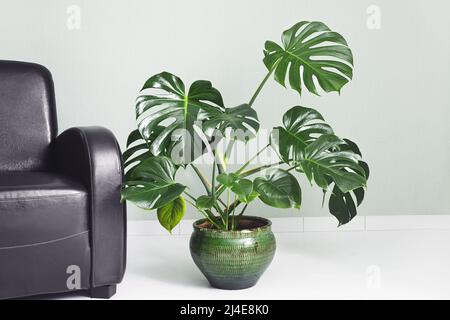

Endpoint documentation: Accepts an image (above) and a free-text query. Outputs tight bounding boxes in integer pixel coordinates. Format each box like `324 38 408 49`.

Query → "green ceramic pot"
189 216 276 290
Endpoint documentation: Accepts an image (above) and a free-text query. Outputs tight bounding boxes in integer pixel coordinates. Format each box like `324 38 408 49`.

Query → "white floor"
51 229 450 300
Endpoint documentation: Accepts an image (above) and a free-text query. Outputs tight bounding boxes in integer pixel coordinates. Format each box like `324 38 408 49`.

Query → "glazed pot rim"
192 215 272 234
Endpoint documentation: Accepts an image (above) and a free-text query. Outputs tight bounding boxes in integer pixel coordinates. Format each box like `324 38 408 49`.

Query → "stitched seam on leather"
0 230 89 250
0 194 86 203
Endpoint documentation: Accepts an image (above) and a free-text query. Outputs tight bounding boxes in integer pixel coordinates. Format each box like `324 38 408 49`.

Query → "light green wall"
1 0 449 220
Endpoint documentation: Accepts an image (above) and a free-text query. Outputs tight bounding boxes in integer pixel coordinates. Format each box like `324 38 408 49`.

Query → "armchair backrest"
0 60 57 171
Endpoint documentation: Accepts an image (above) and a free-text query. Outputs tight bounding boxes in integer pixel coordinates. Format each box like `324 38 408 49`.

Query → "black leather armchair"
0 60 126 299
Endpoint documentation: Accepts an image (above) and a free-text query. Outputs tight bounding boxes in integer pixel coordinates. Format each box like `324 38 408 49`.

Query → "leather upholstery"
0 61 57 171
0 60 126 299
0 172 88 248
0 232 91 299
55 127 127 287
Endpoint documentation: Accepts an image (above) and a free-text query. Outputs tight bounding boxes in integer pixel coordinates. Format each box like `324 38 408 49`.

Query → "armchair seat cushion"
0 172 89 249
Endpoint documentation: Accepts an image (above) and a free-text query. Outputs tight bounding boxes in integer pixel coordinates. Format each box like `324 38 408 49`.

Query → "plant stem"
234 203 248 230
287 162 302 172
228 199 241 214
185 198 222 229
183 191 197 202
214 203 225 215
239 161 284 178
205 211 222 230
213 149 226 174
237 203 248 217
184 192 225 229
236 144 270 175
217 197 227 209
223 140 236 165
249 70 273 107
231 194 236 230
211 157 217 197
214 204 227 226
190 163 226 208
226 189 230 229
190 164 211 195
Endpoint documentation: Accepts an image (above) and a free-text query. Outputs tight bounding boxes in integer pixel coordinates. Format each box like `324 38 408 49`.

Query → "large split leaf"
122 127 167 176
270 106 368 225
263 21 354 95
121 156 186 209
136 72 225 165
203 104 260 142
327 138 370 225
296 134 367 194
253 168 301 209
123 130 148 168
270 106 333 163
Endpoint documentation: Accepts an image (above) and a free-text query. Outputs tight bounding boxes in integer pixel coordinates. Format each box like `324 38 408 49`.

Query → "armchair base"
90 285 117 299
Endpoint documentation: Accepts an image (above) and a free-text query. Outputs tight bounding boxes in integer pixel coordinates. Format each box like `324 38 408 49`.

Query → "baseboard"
365 215 450 231
127 215 450 236
127 221 180 236
303 216 365 232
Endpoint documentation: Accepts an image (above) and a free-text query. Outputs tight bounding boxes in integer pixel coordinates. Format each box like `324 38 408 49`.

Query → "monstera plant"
122 21 369 290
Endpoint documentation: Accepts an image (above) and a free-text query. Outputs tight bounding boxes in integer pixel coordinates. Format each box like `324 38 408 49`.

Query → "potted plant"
121 21 369 290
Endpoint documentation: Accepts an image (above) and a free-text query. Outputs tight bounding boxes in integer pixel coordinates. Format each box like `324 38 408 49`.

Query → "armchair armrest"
55 126 126 287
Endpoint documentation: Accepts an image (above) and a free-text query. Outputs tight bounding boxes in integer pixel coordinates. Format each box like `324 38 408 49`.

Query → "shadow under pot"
189 216 276 290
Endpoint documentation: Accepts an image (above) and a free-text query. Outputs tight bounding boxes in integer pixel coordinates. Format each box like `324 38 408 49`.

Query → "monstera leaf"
122 127 169 176
136 72 225 165
296 134 366 194
270 106 333 163
327 138 370 225
270 107 367 225
123 130 147 166
253 169 302 209
122 129 150 177
121 156 186 209
203 104 260 142
263 21 353 95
